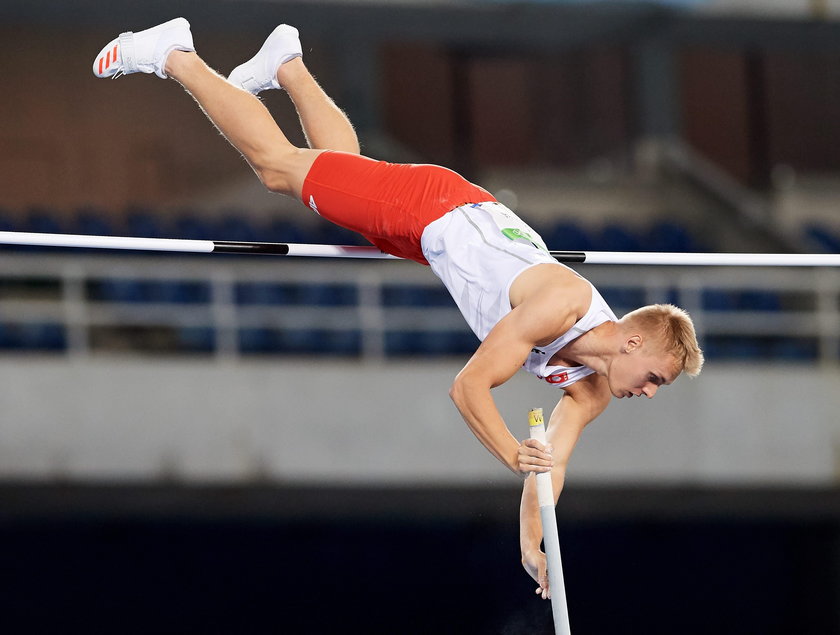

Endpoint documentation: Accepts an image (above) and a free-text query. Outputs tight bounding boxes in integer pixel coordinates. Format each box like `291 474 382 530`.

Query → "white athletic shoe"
227 24 302 94
92 17 195 79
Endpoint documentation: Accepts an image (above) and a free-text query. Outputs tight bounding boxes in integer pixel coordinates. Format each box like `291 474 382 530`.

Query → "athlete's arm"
448 288 580 476
519 373 612 599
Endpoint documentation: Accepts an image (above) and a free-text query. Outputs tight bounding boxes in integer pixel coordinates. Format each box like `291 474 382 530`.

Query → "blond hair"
619 304 704 377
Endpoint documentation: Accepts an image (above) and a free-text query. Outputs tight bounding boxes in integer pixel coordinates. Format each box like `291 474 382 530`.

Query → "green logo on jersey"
501 227 548 252
502 227 530 242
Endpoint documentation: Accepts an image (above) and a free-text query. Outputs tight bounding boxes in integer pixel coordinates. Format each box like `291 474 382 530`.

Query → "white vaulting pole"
528 407 571 635
1 231 840 265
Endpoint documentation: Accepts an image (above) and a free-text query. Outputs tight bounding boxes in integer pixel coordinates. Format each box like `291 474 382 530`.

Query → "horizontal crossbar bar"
0 231 839 266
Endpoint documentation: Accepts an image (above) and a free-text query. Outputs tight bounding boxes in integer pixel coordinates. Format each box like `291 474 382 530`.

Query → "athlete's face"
608 336 679 400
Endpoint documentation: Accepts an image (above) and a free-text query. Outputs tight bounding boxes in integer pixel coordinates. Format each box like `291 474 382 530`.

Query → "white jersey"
421 201 617 389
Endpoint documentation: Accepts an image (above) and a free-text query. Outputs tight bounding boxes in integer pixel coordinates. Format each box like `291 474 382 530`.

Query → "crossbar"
1 231 839 266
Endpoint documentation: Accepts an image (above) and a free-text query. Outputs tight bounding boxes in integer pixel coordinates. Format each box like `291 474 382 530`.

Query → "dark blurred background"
2 1 840 633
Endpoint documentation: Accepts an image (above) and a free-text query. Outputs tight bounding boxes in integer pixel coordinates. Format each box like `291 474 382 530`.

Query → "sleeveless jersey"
421 202 617 389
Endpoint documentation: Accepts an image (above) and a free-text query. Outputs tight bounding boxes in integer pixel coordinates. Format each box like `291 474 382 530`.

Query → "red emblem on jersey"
544 372 569 385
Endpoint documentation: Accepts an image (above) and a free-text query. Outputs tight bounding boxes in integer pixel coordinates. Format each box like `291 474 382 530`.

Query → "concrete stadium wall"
0 358 836 486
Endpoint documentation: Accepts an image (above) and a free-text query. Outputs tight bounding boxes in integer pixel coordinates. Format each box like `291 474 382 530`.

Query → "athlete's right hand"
517 438 554 476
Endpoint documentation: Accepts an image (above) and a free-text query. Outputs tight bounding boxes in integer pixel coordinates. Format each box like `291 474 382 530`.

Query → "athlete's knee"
256 164 293 195
254 148 311 196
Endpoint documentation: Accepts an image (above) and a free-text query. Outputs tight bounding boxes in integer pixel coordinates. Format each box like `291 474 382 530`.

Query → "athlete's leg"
164 50 317 198
226 25 359 154
92 18 321 198
275 58 360 155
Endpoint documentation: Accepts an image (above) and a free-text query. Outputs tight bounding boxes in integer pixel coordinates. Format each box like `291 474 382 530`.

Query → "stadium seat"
323 329 362 356
543 221 595 252
598 224 642 252
93 279 145 303
804 224 840 253
772 338 818 361
703 289 738 311
174 214 215 240
738 290 781 311
74 209 115 237
18 323 66 351
176 327 215 353
298 283 357 306
647 221 699 253
218 214 259 242
382 285 451 307
126 210 166 238
235 282 296 305
264 219 312 244
24 209 63 235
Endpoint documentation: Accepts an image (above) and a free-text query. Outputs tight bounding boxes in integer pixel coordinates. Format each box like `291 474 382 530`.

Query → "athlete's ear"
623 334 643 353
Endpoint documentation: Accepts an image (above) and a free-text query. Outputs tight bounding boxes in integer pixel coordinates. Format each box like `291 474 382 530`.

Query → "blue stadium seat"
239 328 277 353
323 329 362 356
419 330 477 355
278 329 321 354
702 289 738 311
737 291 781 311
598 224 642 252
235 282 296 305
126 210 166 238
298 283 357 306
772 338 817 361
24 209 63 235
704 336 764 360
18 323 66 351
599 287 645 308
543 221 595 252
146 281 211 304
218 214 259 242
804 224 840 253
239 328 329 355
382 285 451 307
95 279 146 303
74 209 115 237
20 209 63 252
703 289 781 312
174 214 215 240
239 328 357 355
0 208 15 232
176 327 215 353
384 330 477 356
383 285 423 307
314 222 368 247
647 221 698 253
265 220 312 244
0 209 18 253
385 330 419 355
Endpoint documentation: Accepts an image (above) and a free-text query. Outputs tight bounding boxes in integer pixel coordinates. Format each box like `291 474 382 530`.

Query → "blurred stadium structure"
3 1 840 633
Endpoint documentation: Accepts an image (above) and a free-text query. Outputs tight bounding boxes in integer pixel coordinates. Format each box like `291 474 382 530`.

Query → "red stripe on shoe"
98 57 103 74
112 45 118 63
105 50 111 68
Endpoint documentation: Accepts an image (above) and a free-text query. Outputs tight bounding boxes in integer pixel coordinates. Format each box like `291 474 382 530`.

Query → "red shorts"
300 151 496 264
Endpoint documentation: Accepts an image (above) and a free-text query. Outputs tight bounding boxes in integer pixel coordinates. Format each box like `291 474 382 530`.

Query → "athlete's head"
608 304 704 399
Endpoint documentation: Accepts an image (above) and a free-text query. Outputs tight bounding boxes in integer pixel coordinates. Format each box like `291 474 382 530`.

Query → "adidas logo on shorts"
308 195 320 215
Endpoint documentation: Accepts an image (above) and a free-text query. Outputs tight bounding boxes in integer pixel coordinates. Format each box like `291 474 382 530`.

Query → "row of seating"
83 279 789 312
0 323 824 361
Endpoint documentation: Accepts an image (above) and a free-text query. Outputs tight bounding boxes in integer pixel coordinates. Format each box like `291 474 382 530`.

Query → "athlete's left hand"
522 548 550 599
